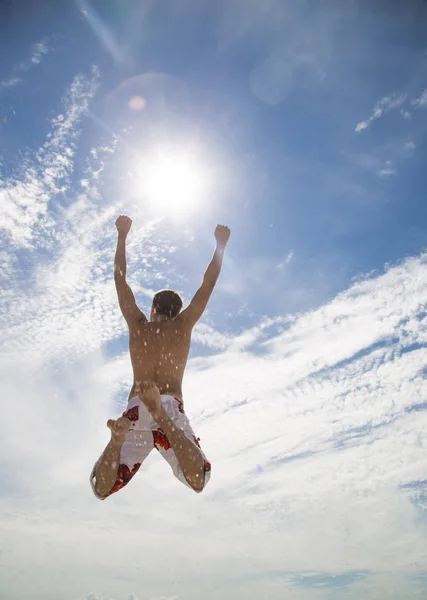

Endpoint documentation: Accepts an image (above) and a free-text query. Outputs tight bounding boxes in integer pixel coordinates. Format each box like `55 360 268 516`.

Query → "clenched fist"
115 215 132 237
214 224 231 248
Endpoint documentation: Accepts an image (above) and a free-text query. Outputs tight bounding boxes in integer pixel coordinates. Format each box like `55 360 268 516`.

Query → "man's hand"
214 224 231 248
115 215 132 237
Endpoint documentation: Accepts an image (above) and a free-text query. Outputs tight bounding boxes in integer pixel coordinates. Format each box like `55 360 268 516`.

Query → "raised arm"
114 216 147 326
179 224 231 327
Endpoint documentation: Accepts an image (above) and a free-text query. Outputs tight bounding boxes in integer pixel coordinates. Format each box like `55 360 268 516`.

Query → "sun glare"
132 149 209 218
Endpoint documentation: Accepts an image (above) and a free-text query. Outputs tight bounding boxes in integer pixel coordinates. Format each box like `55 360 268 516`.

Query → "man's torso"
127 317 192 402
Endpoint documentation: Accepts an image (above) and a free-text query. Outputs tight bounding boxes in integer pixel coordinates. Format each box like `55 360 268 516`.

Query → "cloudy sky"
0 1 427 599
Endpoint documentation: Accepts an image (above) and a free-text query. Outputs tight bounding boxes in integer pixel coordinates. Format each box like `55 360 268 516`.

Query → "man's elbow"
114 268 126 281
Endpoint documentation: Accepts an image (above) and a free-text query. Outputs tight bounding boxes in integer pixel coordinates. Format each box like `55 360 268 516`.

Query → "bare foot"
136 381 162 421
107 416 131 445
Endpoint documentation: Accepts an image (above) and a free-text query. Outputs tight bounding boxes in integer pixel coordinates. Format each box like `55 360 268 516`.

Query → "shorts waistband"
127 394 184 414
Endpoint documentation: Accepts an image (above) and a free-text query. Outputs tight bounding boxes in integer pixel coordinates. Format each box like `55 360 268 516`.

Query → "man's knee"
192 480 205 493
93 482 110 500
90 469 111 500
189 466 210 493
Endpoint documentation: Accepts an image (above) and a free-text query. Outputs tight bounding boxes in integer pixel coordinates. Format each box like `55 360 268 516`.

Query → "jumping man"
90 215 231 499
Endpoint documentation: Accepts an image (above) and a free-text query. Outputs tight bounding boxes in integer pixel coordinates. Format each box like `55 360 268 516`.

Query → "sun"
132 148 209 218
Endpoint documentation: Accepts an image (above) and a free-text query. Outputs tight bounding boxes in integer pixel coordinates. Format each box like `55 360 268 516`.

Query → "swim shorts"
90 394 211 500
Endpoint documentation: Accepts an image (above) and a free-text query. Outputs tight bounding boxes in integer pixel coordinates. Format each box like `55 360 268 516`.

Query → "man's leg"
93 417 131 498
137 382 206 492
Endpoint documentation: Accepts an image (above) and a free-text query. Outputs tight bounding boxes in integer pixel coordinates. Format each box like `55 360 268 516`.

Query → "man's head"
151 289 183 321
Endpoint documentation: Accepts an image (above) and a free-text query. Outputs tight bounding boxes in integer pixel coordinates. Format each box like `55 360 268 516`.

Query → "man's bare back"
127 317 192 402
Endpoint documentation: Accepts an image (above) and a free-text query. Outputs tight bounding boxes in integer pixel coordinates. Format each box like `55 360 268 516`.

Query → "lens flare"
128 95 146 111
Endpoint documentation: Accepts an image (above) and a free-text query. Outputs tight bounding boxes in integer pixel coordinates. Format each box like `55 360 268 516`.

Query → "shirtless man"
90 215 230 500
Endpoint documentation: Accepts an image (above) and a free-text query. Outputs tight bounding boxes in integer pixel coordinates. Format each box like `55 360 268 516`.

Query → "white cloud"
30 40 49 65
192 322 231 350
412 89 427 108
356 87 427 134
277 250 294 269
355 93 407 133
0 38 50 92
378 167 397 178
0 76 22 91
0 69 99 249
354 119 368 133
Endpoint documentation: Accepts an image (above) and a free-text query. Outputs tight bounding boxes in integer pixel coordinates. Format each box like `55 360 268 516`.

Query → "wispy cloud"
29 40 49 66
355 86 427 134
0 76 21 92
350 85 427 183
355 93 407 133
277 250 294 269
0 68 99 249
412 89 427 109
378 166 397 178
0 37 50 93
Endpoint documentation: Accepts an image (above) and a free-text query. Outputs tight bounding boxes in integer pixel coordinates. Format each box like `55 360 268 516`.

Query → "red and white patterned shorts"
90 395 211 500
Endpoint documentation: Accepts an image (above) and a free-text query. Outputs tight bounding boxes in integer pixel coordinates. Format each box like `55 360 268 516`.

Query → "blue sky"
0 1 427 600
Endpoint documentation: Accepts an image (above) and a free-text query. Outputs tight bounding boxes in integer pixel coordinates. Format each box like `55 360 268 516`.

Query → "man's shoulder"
173 314 193 330
128 316 149 331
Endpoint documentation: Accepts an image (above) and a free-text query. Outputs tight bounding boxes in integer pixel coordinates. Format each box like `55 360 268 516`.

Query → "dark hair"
152 289 183 319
